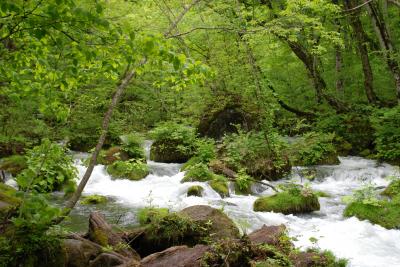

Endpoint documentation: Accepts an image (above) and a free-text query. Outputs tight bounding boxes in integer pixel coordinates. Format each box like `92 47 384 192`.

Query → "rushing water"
44 143 400 267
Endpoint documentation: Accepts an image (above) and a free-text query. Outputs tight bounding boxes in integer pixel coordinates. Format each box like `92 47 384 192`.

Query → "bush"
149 121 197 157
382 178 400 198
181 163 214 182
316 111 373 155
222 130 291 181
106 159 149 180
371 106 400 163
16 139 77 193
288 132 339 166
234 170 253 195
254 184 320 214
120 133 146 160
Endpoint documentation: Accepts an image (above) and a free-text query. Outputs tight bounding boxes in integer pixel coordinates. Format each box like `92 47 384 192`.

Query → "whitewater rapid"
73 149 400 267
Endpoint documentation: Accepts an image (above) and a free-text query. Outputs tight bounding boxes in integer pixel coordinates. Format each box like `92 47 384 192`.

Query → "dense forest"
0 0 400 266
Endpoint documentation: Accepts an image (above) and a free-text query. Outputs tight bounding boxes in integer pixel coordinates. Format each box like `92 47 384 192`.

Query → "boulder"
63 238 102 267
248 225 289 248
106 160 149 181
89 253 140 267
253 192 320 215
246 156 292 181
209 179 229 198
141 245 209 267
150 140 192 163
179 205 240 241
88 212 140 260
187 185 204 197
208 160 237 178
103 146 130 165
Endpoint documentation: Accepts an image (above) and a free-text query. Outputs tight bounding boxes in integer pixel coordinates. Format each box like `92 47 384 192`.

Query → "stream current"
46 142 400 267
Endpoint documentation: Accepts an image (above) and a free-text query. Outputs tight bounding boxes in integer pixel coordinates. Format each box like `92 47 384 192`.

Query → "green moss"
0 155 27 176
253 191 320 214
343 201 400 229
315 191 331 198
137 207 169 225
181 163 214 182
0 183 21 219
80 194 107 205
210 176 229 198
180 156 201 171
187 185 204 197
106 159 149 180
381 180 400 198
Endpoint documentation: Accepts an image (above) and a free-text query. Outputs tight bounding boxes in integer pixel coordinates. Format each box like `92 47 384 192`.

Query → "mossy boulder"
0 155 27 176
381 180 400 198
0 183 21 220
80 194 108 205
209 177 229 198
344 201 400 229
187 185 204 197
181 163 213 183
150 140 193 163
106 160 149 181
137 207 169 225
102 146 130 165
253 191 320 214
179 205 240 241
125 212 211 257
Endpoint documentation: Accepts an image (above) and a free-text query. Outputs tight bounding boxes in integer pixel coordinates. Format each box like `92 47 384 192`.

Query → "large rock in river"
179 205 240 241
150 140 192 163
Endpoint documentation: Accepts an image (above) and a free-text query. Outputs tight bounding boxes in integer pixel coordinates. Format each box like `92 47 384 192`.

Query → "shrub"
288 132 339 166
120 132 146 160
234 170 253 195
382 177 400 198
149 121 197 155
107 159 149 180
371 106 400 163
16 139 77 193
137 207 169 225
222 130 290 181
181 163 214 182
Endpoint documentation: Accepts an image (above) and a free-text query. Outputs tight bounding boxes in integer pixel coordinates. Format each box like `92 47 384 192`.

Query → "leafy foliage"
16 139 77 193
120 133 146 160
371 106 400 162
107 159 149 181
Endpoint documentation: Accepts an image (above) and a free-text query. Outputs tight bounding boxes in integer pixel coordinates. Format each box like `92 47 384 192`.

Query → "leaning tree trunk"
366 0 400 103
54 64 143 224
344 0 379 105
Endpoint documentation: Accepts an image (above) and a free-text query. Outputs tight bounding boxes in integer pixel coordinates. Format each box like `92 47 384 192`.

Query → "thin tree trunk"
55 63 144 223
335 47 345 94
344 0 379 105
366 1 400 103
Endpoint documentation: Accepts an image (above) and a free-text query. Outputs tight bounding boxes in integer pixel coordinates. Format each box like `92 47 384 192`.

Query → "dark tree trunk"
366 1 400 103
335 47 344 94
344 0 379 105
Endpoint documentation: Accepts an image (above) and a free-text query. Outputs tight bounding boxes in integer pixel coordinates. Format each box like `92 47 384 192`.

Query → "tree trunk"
335 47 344 94
344 0 379 105
366 1 400 103
55 64 143 224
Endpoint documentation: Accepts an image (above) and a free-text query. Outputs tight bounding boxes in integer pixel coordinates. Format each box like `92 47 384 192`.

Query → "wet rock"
246 156 292 181
88 212 140 259
89 253 140 267
141 245 209 267
187 185 204 197
209 178 229 198
107 160 149 181
103 146 130 165
179 205 240 241
248 224 289 248
209 159 237 178
63 238 102 267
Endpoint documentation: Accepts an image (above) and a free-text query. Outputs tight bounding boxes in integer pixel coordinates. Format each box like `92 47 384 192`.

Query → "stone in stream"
179 205 240 241
141 245 209 267
150 140 193 163
187 185 204 197
248 224 289 248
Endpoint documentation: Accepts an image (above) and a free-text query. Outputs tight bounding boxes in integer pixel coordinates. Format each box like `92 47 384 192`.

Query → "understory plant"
16 139 77 193
120 132 146 160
